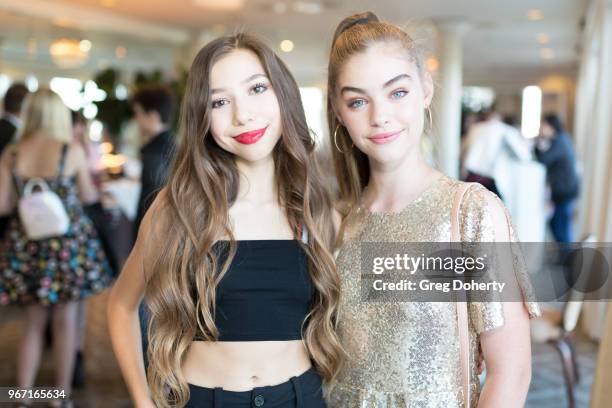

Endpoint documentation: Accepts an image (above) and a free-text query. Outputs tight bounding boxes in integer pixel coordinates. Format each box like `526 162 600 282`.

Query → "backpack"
18 177 70 240
12 144 71 240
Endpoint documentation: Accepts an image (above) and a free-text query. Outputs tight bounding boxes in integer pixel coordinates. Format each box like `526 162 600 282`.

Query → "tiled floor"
0 290 131 408
527 333 598 408
0 291 600 407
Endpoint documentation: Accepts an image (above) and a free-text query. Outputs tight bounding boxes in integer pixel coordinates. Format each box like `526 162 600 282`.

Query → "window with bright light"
50 77 107 116
299 87 324 146
25 75 38 92
0 75 11 101
521 86 542 138
89 120 103 142
50 77 83 111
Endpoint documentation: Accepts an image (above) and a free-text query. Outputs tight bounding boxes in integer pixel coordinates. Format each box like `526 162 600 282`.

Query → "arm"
478 301 532 407
535 136 564 166
73 143 99 205
0 147 16 216
503 126 532 161
107 194 164 408
477 194 532 407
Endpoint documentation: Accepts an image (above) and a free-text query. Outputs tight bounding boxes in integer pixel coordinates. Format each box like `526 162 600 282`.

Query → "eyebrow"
211 73 268 94
340 74 412 96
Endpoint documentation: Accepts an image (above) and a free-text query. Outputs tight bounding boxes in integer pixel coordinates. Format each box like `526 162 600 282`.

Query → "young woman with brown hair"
107 33 343 408
326 12 540 407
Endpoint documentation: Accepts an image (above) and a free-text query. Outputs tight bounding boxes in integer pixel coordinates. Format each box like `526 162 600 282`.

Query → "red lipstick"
234 126 267 144
369 129 403 144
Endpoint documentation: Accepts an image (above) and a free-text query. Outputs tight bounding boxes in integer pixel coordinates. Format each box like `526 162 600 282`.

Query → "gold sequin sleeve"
460 184 541 334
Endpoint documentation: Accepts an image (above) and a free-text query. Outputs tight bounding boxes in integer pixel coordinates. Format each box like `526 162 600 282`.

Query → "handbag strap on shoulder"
57 144 69 178
451 181 475 407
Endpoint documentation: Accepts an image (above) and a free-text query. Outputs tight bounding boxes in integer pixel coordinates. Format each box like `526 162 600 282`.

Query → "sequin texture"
328 176 541 408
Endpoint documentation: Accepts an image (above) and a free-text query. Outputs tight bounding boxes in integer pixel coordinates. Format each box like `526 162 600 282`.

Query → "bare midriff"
181 340 312 391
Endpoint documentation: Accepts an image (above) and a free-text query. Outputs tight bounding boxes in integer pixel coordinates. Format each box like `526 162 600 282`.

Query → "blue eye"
251 83 268 94
349 99 366 109
392 90 408 99
212 99 229 109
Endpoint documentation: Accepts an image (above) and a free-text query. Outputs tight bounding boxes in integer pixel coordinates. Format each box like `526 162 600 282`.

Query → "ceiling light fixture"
280 40 294 52
49 38 89 68
426 57 439 72
79 40 92 52
193 0 245 11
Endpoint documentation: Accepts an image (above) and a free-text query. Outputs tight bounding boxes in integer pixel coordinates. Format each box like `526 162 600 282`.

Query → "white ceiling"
0 0 587 87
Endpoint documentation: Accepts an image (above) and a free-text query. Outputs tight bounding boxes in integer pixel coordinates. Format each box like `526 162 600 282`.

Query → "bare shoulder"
56 140 86 173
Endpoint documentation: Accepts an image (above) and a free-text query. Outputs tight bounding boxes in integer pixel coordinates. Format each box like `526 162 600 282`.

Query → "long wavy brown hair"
142 33 344 407
327 11 428 211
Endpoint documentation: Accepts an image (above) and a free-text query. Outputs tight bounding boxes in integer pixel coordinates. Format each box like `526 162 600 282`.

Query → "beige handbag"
451 182 474 408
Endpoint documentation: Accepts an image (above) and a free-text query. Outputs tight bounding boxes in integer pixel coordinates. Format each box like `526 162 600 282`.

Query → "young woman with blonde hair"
326 12 541 407
0 88 112 408
107 33 343 407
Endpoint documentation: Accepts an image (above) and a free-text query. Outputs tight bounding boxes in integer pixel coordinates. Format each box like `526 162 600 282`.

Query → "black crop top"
193 239 314 342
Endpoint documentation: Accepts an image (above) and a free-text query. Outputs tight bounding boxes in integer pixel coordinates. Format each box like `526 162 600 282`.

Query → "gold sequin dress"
328 176 541 408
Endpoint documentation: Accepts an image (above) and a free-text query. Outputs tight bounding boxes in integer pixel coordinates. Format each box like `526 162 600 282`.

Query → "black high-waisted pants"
184 367 326 408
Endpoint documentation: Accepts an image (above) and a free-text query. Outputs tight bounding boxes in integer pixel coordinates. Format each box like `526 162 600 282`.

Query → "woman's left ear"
422 71 434 107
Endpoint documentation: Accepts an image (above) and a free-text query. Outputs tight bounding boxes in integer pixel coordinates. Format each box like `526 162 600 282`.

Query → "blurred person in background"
535 114 580 244
462 105 532 200
41 110 103 390
460 110 481 140
0 88 112 408
130 85 176 371
131 86 176 235
69 110 102 388
0 83 29 155
71 110 102 187
502 114 519 128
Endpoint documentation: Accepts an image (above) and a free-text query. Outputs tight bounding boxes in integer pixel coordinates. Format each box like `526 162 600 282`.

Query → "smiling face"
209 48 282 163
333 42 433 166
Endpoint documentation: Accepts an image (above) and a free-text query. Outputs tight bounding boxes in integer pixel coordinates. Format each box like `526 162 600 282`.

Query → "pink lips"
234 126 267 144
368 129 403 144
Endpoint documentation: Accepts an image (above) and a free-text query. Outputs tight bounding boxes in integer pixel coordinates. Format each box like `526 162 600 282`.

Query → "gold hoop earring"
425 106 433 132
333 124 344 154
